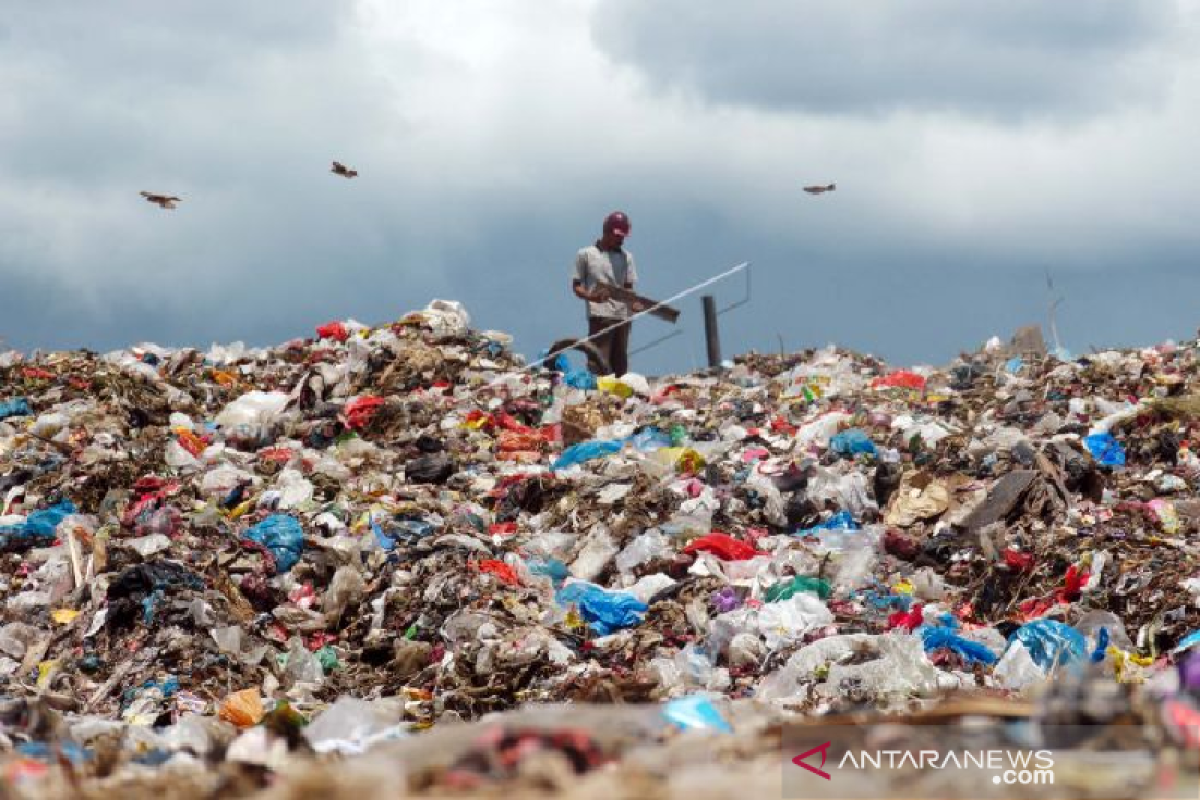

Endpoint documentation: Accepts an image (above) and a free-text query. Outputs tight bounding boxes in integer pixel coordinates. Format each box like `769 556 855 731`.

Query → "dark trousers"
588 317 631 376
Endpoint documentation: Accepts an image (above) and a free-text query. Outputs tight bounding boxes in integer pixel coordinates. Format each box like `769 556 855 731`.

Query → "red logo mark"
792 741 832 780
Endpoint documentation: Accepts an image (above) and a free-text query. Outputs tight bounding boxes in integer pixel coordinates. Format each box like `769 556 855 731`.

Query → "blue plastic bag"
1173 629 1200 654
662 695 733 733
553 353 597 390
1084 432 1126 467
371 519 396 550
1009 620 1088 670
556 583 647 636
796 510 858 536
919 625 999 665
1090 628 1110 663
22 500 78 537
0 500 78 547
0 398 31 420
830 428 876 456
527 558 569 587
16 741 91 765
551 439 624 471
628 427 672 453
243 514 304 572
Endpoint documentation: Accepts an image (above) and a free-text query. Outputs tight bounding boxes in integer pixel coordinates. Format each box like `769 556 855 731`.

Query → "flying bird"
803 183 836 195
140 191 181 209
331 161 358 178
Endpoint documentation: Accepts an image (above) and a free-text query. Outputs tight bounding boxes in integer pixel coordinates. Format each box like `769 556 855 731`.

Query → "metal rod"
718 263 751 315
703 295 721 368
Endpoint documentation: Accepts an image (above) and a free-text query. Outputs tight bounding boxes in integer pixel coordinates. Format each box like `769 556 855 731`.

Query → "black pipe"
702 294 721 368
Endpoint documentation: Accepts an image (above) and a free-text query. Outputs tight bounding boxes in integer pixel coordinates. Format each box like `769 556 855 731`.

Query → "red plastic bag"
887 603 924 631
1004 549 1036 572
258 447 295 465
682 532 758 561
489 522 517 537
316 322 349 342
872 371 926 391
345 396 385 430
1056 565 1090 603
477 559 520 586
496 430 549 453
770 416 798 435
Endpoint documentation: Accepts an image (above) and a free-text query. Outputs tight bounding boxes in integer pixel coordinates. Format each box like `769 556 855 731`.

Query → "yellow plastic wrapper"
36 661 60 690
51 609 79 625
673 448 706 474
218 688 265 728
224 499 253 520
646 447 707 475
596 377 634 398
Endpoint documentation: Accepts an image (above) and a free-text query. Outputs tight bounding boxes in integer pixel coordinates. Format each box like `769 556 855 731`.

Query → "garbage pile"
1 304 1199 796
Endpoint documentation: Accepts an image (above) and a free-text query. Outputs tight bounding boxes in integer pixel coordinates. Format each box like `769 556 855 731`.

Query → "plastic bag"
597 376 634 398
920 625 999 665
1174 630 1200 655
628 427 672 453
242 514 304 572
24 500 78 537
556 583 648 636
830 428 876 456
753 594 834 649
546 352 593 389
682 532 757 561
215 391 290 430
406 453 454 484
993 641 1046 690
671 448 707 474
218 689 264 728
662 695 733 733
0 500 78 549
551 438 623 471
477 559 521 586
796 510 858 536
420 299 470 337
871 371 926 390
1178 650 1200 692
1084 432 1126 467
836 636 938 696
615 529 671 573
316 321 350 342
765 576 831 602
1148 498 1180 534
323 566 365 620
303 696 405 755
1009 620 1087 670
526 558 569 587
274 469 314 510
0 398 31 419
345 396 385 430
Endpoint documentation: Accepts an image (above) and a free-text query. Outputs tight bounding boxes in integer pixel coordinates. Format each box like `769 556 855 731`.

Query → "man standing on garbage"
572 210 641 376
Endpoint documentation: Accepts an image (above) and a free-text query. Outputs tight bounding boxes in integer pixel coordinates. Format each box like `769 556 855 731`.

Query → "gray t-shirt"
574 244 638 320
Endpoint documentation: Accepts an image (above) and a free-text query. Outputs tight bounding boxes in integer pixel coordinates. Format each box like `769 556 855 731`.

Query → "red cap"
603 211 631 235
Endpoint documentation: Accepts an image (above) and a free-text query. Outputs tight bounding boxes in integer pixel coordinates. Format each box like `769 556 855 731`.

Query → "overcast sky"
2 0 1199 374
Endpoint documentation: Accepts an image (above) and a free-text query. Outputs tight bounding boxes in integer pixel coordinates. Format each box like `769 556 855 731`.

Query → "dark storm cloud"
592 0 1178 119
1 0 1198 378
